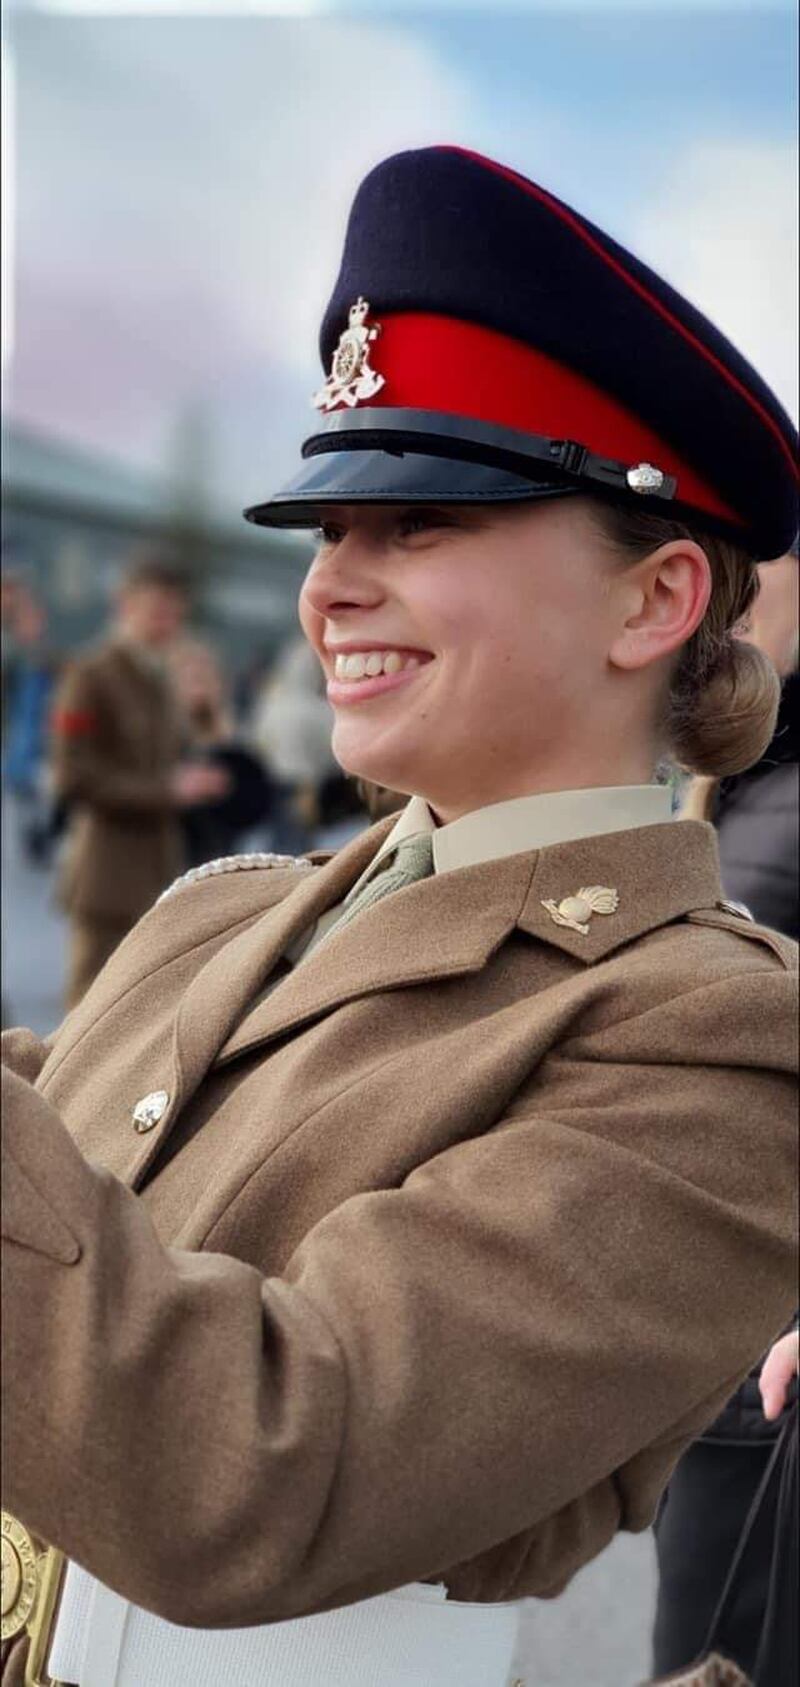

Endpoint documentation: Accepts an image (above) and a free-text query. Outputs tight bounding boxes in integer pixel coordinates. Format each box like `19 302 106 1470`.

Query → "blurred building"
1 422 311 667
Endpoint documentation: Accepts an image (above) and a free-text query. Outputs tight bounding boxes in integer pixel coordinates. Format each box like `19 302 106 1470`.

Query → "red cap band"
362 312 739 526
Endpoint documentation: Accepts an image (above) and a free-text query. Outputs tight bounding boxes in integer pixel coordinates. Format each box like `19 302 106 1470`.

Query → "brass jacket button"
132 1090 170 1133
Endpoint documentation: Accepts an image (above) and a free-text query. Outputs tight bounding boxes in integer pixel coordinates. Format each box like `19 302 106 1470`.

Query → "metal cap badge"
313 297 385 412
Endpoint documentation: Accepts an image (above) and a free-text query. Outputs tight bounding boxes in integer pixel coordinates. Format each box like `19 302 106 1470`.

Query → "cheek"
461 603 581 725
297 590 323 650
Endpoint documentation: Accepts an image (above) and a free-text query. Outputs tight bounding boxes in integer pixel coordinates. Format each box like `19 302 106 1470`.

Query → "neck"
421 751 661 826
118 624 153 650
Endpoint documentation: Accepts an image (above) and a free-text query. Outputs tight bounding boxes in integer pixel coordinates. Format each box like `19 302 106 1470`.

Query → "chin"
332 727 420 797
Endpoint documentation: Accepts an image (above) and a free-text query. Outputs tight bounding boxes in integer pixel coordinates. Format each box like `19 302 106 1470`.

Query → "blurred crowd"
1 542 797 1014
1 551 399 1009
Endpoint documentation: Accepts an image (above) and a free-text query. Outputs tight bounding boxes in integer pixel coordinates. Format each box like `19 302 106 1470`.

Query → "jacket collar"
111 633 168 680
123 817 723 1184
74 814 724 1191
518 817 721 961
205 822 535 1070
204 817 721 1071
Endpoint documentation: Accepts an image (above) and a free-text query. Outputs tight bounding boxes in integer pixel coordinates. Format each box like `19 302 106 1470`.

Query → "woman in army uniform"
1 147 797 1687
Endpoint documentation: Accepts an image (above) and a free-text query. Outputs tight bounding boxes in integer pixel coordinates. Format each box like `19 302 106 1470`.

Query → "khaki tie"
321 832 435 944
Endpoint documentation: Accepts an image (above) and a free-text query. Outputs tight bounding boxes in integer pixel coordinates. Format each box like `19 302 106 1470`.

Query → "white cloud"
12 18 471 372
632 140 798 423
6 16 473 492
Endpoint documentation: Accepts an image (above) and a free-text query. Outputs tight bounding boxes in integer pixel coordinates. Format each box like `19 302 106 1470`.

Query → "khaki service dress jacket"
52 637 184 926
1 805 797 1676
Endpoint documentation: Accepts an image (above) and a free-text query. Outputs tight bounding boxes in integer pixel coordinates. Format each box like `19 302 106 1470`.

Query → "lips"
325 645 433 703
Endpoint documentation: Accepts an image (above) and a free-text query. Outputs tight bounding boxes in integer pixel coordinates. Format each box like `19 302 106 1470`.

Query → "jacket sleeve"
0 1027 57 1085
51 662 174 816
2 964 797 1629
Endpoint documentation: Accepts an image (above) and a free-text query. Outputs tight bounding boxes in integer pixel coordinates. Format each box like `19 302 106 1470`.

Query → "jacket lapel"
166 821 398 1100
144 814 722 1178
213 848 539 1067
200 819 723 1067
123 824 396 1185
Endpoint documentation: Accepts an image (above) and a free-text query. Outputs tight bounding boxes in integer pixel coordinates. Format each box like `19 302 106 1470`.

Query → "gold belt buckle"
1 1511 66 1687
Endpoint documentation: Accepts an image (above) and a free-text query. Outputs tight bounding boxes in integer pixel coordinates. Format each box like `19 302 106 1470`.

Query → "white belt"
48 1560 522 1687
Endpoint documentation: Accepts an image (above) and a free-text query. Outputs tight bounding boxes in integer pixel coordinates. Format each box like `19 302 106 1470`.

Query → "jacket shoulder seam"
685 908 794 971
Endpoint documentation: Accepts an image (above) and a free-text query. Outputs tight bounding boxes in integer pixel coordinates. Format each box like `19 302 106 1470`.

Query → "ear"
608 540 712 673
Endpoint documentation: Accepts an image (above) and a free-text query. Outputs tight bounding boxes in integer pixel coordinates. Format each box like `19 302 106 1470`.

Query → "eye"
314 521 345 546
397 508 454 537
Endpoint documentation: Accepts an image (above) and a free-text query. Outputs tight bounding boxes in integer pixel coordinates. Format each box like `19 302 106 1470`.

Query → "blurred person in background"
1 574 64 866
250 636 345 851
168 635 274 868
651 546 799 1682
353 776 405 824
51 554 228 1008
680 545 798 937
312 767 371 849
232 645 274 722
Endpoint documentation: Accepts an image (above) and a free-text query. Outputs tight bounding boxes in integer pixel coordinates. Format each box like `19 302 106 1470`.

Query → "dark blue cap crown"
249 146 798 559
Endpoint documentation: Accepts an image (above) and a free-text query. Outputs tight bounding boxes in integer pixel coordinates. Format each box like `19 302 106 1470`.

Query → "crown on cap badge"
542 885 620 935
313 296 386 412
626 462 665 494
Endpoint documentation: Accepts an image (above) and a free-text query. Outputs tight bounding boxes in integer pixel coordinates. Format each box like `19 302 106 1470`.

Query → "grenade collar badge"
542 885 620 935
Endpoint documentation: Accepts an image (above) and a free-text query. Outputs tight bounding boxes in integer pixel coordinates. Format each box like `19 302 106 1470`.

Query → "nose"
300 527 386 621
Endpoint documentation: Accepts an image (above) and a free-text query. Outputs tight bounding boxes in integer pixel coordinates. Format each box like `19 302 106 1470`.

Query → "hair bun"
671 639 781 778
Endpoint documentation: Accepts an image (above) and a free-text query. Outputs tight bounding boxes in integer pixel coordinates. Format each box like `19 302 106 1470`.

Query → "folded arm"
2 967 796 1626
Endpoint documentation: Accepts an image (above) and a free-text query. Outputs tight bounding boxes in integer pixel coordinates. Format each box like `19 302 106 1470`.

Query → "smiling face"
298 498 701 820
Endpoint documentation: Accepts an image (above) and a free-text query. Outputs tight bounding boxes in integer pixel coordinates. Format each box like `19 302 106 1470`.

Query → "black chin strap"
303 405 679 503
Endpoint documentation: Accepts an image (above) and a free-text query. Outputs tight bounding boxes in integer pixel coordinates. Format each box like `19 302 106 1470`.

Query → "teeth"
332 650 424 682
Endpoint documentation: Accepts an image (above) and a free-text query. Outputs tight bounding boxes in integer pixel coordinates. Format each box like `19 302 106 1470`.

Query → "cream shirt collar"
375 785 673 877
285 783 674 972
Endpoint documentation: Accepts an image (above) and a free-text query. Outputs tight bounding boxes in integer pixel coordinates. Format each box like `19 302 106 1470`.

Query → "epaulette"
157 852 313 905
685 903 795 971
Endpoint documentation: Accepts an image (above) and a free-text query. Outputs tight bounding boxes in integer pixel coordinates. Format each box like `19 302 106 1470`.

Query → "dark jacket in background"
713 669 799 940
654 678 798 1681
179 743 275 869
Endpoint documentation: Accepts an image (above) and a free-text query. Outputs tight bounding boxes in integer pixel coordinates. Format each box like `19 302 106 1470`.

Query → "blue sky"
415 8 797 234
3 4 797 517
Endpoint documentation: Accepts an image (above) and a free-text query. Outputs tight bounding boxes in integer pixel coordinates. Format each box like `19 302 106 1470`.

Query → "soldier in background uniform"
1 148 798 1687
51 556 230 1007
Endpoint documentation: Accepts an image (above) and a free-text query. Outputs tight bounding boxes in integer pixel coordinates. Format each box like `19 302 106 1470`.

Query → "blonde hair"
591 504 781 778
